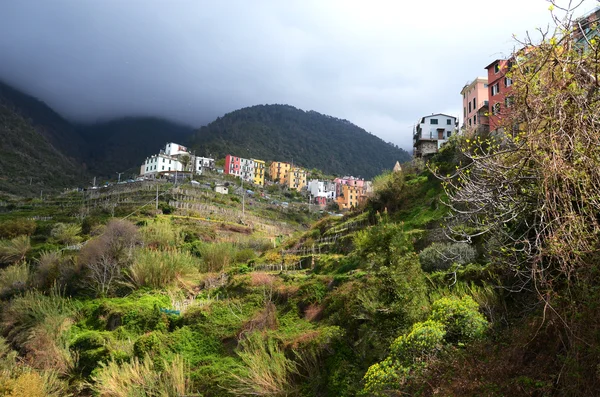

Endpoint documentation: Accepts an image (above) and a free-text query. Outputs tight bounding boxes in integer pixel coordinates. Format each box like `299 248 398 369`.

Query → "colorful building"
252 159 265 186
460 77 489 134
337 185 360 210
269 161 291 184
307 179 336 206
485 59 514 132
287 167 307 191
413 114 458 158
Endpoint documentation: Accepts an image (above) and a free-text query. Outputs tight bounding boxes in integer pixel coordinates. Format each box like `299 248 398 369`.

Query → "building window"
162 166 164 170
484 83 489 88
473 115 477 124
504 77 513 87
447 131 452 137
491 83 500 96
468 119 472 126
494 63 500 73
505 96 514 107
446 119 451 125
492 103 501 115
472 98 476 110
430 119 438 124
463 107 466 118
468 102 472 113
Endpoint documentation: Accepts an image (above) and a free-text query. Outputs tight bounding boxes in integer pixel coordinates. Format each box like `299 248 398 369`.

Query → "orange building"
337 185 360 210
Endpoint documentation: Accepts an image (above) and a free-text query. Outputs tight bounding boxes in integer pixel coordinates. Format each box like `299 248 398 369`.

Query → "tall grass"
50 223 82 245
1 287 75 374
91 355 190 397
229 332 297 396
197 242 236 272
128 249 199 289
32 251 62 290
0 236 31 265
139 219 182 249
0 261 29 297
0 369 70 397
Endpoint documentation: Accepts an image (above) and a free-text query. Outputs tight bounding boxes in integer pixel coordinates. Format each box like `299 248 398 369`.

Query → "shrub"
139 219 182 249
32 251 62 290
0 219 36 239
429 295 488 344
128 249 199 289
229 332 297 396
419 242 477 272
235 248 257 264
91 354 191 397
389 320 446 366
50 223 82 245
1 288 75 374
197 242 235 272
0 236 31 265
0 369 69 397
353 221 413 269
79 219 139 296
0 261 29 298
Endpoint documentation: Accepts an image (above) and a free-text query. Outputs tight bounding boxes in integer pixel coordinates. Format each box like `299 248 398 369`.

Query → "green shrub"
128 249 198 289
0 218 36 239
32 251 61 290
50 223 82 245
0 236 31 265
234 248 256 264
139 218 182 249
429 295 488 344
70 331 111 376
0 261 29 298
389 320 446 365
197 242 235 272
91 354 191 397
228 332 297 396
353 220 413 269
419 242 477 272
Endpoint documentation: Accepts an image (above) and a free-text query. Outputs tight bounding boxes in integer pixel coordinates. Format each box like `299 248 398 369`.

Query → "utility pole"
241 177 245 217
116 172 123 184
155 184 159 210
93 176 96 188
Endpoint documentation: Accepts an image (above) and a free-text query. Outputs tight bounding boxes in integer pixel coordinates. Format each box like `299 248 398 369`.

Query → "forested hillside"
188 104 411 178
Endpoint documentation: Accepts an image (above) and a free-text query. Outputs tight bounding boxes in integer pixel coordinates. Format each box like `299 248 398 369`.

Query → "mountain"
77 117 194 178
0 102 88 196
0 81 87 163
188 104 411 178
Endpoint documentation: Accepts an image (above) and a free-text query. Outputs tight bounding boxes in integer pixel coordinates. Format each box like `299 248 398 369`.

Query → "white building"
413 114 458 158
140 142 214 178
307 179 336 205
215 184 229 195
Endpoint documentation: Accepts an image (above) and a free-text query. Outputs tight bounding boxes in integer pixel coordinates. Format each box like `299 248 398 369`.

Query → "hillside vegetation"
188 104 411 178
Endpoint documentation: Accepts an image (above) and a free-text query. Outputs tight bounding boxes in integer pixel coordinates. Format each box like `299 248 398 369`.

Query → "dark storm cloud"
0 0 595 150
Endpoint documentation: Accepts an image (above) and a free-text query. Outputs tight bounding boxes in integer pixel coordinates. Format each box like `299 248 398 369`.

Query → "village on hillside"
138 142 388 211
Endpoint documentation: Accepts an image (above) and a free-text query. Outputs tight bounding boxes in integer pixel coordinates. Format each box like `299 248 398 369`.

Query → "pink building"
460 77 489 133
334 176 365 196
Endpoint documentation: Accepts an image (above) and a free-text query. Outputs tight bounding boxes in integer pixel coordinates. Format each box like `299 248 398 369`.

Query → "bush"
0 236 31 265
429 295 488 344
419 242 477 272
229 332 297 396
31 251 61 290
0 369 69 397
128 249 199 289
234 248 257 264
50 223 82 245
78 219 139 297
389 320 446 366
0 261 29 298
197 242 235 272
0 219 36 239
139 218 182 249
91 354 191 397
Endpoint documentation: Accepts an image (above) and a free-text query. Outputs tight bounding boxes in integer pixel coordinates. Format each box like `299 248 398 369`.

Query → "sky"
0 0 598 151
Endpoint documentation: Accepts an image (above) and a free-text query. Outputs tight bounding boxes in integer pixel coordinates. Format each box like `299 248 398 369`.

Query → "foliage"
429 295 488 344
228 332 298 396
139 218 182 249
196 242 236 272
353 217 413 270
0 261 29 298
419 242 477 272
0 236 31 265
0 218 36 239
90 354 191 397
78 219 139 296
50 222 82 245
128 249 199 289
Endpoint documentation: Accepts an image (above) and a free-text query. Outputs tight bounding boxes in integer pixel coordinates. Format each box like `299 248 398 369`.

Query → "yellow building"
269 161 291 184
252 159 265 186
337 185 360 210
287 167 307 191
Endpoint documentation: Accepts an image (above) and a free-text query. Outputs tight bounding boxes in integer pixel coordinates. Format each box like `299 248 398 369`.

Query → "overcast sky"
0 0 597 151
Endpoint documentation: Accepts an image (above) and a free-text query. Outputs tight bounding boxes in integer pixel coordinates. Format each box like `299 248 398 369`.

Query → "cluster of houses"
139 146 378 210
413 7 600 159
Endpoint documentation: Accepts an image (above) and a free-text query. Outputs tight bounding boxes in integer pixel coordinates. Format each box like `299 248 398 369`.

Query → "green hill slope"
0 104 88 195
188 104 411 178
